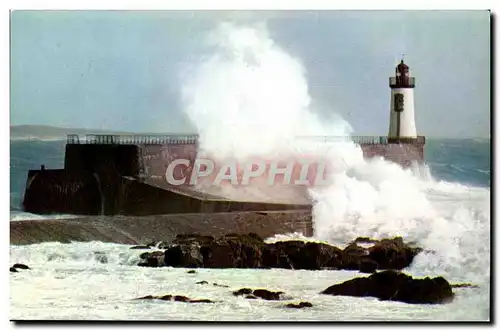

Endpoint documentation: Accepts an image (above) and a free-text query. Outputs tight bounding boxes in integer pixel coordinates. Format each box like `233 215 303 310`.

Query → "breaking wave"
178 22 490 288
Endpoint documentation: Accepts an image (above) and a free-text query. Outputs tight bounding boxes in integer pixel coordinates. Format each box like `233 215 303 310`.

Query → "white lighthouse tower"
388 60 417 140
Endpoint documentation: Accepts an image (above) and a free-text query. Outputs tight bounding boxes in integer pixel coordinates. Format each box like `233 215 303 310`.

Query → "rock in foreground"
134 294 214 303
285 302 313 309
450 283 479 289
136 233 421 272
10 263 30 273
12 263 30 270
233 288 284 300
321 270 454 304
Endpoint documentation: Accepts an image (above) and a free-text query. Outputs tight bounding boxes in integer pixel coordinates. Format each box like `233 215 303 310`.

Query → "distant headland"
9 125 174 141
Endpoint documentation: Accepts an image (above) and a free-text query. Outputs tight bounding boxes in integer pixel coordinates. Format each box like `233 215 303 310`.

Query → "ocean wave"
10 241 143 267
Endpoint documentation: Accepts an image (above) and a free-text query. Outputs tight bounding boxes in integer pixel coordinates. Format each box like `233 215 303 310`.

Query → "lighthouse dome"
396 60 409 74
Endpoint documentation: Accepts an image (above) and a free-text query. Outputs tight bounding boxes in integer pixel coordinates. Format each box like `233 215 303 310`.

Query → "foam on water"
9 241 489 321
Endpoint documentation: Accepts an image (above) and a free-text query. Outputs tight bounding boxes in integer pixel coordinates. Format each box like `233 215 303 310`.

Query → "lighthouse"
388 60 417 140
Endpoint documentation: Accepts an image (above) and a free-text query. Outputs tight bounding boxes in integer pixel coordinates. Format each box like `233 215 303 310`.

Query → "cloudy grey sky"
11 10 490 138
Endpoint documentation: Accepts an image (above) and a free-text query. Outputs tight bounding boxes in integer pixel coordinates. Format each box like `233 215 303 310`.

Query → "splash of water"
180 22 354 160
179 22 490 284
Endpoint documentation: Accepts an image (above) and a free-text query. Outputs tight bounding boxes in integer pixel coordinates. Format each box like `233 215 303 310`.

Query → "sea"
9 138 491 321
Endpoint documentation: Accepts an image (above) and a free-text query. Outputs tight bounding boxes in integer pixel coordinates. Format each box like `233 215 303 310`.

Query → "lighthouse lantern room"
388 60 417 139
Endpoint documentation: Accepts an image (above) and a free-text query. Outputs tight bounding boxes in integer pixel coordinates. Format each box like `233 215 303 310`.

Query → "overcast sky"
11 10 490 138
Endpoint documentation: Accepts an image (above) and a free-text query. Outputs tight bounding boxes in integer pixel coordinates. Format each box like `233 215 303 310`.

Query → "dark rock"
130 245 151 250
10 267 18 273
139 251 163 260
260 241 343 270
233 288 253 296
351 237 379 244
196 281 209 285
234 287 284 300
187 270 197 274
285 301 313 308
200 243 239 268
164 244 203 268
134 294 213 303
137 251 165 267
343 243 368 255
358 258 378 274
451 283 479 289
267 241 343 270
134 295 155 300
252 289 284 301
321 270 454 304
173 295 190 302
161 233 264 269
202 234 264 268
136 233 421 272
12 263 30 270
367 237 422 270
189 299 214 303
158 295 172 301
342 243 369 270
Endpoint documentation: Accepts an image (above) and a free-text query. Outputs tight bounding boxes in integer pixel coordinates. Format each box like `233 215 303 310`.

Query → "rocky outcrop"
351 237 379 244
13 263 30 270
342 237 422 272
164 243 204 268
134 294 214 303
285 302 313 309
10 263 30 273
366 237 422 270
137 251 165 267
264 240 343 270
233 288 284 300
321 270 454 304
136 234 421 272
130 245 151 250
451 283 479 289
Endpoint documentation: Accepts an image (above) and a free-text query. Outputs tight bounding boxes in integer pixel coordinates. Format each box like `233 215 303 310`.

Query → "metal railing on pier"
66 134 425 146
295 135 426 145
66 134 199 145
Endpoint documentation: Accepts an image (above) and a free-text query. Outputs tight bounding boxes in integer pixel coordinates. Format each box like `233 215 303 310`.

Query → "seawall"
362 142 424 168
22 135 425 216
10 210 313 245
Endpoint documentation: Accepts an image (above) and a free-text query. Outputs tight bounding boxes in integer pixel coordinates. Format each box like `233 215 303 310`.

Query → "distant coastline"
9 125 177 141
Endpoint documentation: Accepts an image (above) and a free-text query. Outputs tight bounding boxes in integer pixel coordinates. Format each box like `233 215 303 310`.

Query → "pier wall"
23 169 102 215
22 136 425 216
361 143 424 168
